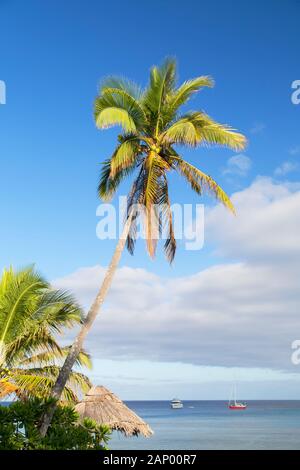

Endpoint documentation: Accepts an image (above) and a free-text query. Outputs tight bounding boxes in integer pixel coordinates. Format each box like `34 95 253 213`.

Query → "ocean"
110 401 300 450
2 400 300 450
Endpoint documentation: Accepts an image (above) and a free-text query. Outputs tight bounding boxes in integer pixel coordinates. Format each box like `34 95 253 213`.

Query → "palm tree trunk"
39 213 133 437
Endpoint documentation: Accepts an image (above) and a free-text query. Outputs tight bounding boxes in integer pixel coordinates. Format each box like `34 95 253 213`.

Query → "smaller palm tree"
0 266 92 402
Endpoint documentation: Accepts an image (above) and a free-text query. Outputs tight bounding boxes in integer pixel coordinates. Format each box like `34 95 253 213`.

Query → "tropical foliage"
0 398 111 450
0 266 92 402
95 58 247 261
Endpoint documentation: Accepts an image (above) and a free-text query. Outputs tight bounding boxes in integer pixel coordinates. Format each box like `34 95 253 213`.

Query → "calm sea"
111 401 300 450
2 400 300 450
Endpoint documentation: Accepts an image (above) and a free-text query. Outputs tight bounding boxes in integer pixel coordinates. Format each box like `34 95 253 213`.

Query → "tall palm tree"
39 59 246 435
0 266 92 402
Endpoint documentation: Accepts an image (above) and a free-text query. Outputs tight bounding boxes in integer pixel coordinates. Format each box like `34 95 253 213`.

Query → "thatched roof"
75 386 153 437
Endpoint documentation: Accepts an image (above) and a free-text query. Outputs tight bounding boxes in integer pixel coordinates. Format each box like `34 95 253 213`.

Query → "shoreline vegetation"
0 398 111 450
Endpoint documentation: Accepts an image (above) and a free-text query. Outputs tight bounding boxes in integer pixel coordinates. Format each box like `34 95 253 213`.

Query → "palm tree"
0 266 92 402
39 59 246 435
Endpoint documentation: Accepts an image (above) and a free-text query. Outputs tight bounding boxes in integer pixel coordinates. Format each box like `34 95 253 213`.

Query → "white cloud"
223 154 252 177
207 176 300 262
274 161 298 176
53 178 300 373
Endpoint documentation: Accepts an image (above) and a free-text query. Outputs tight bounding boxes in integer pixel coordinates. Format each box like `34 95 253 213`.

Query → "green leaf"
109 135 140 178
95 106 137 132
167 76 214 113
175 158 236 213
161 111 247 150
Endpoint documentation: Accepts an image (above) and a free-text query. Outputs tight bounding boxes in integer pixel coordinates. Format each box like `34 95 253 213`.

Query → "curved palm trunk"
39 214 132 437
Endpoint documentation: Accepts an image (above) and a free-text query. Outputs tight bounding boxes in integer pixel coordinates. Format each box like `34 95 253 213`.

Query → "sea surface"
2 400 300 450
110 401 300 450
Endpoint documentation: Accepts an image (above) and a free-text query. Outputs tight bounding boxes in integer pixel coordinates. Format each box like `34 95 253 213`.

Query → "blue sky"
1 0 300 399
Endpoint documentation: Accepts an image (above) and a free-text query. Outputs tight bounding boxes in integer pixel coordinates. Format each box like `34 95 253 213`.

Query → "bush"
0 398 111 450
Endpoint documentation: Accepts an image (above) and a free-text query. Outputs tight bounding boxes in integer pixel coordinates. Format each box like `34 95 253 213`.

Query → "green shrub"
0 398 111 450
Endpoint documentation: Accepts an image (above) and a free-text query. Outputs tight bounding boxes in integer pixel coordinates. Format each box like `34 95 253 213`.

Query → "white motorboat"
171 398 183 409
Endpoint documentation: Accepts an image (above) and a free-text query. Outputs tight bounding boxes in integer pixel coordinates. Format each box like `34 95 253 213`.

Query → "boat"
171 398 183 409
228 384 247 410
229 402 247 410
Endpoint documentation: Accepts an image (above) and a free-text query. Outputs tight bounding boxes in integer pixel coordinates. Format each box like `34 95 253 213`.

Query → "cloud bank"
54 177 300 372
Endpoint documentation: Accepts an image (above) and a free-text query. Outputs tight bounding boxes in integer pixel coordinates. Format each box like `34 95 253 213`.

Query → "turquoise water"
2 400 300 450
110 401 300 450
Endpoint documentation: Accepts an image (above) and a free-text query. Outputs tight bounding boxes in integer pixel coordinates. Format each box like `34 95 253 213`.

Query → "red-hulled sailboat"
228 384 247 410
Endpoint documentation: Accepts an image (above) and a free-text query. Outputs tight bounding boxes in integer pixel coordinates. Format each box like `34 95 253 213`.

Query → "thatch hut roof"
75 386 153 437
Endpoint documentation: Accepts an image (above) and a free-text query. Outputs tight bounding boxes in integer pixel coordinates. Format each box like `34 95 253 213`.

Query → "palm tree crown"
95 58 247 262
0 266 91 402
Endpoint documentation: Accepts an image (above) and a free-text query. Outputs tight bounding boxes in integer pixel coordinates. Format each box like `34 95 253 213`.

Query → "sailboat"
228 384 247 410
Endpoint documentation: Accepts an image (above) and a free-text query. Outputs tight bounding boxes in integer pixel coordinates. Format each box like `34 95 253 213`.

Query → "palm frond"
0 266 47 346
9 367 91 403
142 58 177 134
98 157 138 202
162 117 199 146
144 152 173 258
95 84 146 133
102 88 146 126
161 111 247 150
5 328 61 366
167 76 214 113
0 379 18 398
109 134 141 178
100 76 143 100
29 289 84 332
95 106 137 133
158 175 176 263
175 158 236 213
18 346 92 370
125 167 147 255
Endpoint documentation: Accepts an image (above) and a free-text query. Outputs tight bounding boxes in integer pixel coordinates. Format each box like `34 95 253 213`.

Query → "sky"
1 0 300 399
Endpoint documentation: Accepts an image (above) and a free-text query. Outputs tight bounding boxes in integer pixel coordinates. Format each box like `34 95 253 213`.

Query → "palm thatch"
75 385 153 437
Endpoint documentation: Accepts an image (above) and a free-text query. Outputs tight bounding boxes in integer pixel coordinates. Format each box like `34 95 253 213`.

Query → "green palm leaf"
95 106 137 133
109 135 141 178
161 111 246 150
10 367 91 402
142 58 177 135
18 347 92 369
98 157 138 202
167 76 214 113
0 266 47 347
100 76 143 100
175 158 236 213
